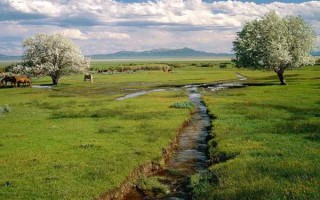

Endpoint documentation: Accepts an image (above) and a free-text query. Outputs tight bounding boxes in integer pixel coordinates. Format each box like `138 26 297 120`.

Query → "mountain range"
0 54 21 61
0 48 232 61
88 48 233 59
0 48 319 61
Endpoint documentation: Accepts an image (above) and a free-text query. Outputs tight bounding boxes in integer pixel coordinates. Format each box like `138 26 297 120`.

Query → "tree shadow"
0 86 14 90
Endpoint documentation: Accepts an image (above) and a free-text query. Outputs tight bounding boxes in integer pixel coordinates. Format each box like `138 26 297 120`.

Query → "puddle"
235 72 248 81
207 83 244 92
32 85 53 89
116 89 166 100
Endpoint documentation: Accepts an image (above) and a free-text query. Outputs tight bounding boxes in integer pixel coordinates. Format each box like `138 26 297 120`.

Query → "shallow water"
123 87 211 199
116 89 166 100
208 83 244 92
32 85 53 89
122 79 245 199
235 73 248 81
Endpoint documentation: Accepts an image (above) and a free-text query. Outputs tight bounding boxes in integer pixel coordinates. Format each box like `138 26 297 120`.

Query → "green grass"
0 61 240 199
0 60 319 199
136 176 170 196
0 89 189 199
170 101 195 109
196 65 320 199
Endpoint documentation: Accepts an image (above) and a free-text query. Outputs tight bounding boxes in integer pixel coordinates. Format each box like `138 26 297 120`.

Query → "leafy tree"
233 11 316 85
23 34 90 85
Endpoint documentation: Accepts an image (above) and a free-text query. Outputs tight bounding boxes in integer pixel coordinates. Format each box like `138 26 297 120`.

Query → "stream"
122 82 244 200
117 73 246 199
123 86 210 200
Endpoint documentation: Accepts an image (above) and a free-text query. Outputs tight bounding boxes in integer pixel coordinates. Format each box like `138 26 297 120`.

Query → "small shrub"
169 63 186 68
98 127 108 133
80 144 94 149
200 63 212 67
2 181 13 187
0 105 11 114
219 63 227 69
170 101 194 109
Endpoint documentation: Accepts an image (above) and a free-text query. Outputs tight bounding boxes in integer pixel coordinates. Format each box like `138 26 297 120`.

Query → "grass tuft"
191 170 218 200
79 144 95 149
136 176 170 196
0 105 11 114
170 101 195 109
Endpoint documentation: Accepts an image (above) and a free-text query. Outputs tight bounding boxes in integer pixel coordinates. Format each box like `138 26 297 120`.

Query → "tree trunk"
51 76 60 85
275 68 286 85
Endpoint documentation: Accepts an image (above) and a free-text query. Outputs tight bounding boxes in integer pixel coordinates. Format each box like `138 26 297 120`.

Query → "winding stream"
123 86 211 199
121 79 245 199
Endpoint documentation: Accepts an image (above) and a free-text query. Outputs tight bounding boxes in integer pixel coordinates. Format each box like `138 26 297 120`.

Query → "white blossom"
233 11 316 85
23 34 90 85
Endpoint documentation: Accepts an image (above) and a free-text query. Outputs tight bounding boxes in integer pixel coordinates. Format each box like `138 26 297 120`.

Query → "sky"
0 0 319 55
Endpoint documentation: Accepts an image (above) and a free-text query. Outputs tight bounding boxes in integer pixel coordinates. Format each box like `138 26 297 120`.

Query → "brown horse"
14 76 32 88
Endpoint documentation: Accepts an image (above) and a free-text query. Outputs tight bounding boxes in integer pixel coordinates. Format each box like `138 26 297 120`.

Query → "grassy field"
192 65 320 199
0 61 238 199
0 60 319 199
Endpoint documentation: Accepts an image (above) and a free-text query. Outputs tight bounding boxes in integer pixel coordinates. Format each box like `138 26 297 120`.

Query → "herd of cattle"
0 75 32 88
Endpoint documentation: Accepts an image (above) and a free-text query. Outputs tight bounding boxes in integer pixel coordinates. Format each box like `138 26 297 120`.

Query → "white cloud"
0 0 319 55
3 0 61 16
54 29 88 40
0 22 29 37
87 31 130 40
2 0 320 28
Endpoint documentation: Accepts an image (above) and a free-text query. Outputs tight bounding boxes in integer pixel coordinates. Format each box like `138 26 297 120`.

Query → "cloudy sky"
0 0 319 55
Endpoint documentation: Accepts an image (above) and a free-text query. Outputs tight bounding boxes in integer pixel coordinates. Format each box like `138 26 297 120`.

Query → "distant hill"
88 48 233 59
312 51 320 56
1 49 318 61
0 54 21 61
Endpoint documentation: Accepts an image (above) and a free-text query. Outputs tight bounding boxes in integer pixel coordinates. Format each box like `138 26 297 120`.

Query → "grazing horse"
14 76 32 88
0 76 16 87
84 74 93 83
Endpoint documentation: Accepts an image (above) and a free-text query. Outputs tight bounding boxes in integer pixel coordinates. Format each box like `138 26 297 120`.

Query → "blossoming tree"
233 11 316 85
23 34 90 85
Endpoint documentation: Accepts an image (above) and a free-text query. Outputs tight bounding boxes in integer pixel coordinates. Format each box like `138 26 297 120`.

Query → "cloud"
1 0 319 28
87 31 130 40
54 29 88 40
1 0 61 18
0 0 319 55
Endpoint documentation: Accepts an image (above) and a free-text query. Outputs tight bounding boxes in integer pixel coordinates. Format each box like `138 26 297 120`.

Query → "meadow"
0 60 319 199
193 65 320 199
